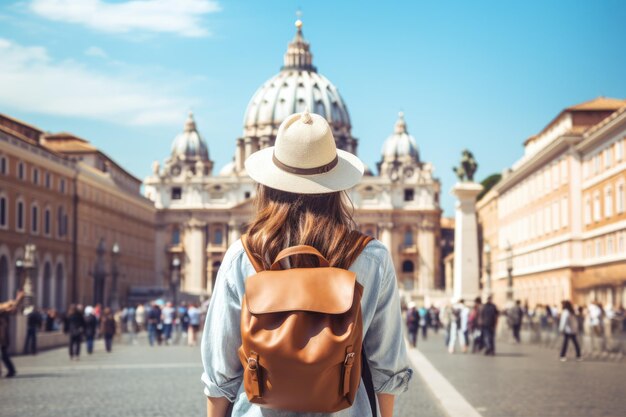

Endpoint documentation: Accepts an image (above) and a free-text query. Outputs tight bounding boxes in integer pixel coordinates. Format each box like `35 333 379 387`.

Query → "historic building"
0 113 158 309
477 97 626 308
144 19 443 302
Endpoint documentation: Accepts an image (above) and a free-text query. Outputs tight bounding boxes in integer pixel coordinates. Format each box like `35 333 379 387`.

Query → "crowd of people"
406 296 626 361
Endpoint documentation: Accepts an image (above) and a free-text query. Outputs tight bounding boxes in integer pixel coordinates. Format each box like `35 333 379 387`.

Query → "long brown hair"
245 184 365 270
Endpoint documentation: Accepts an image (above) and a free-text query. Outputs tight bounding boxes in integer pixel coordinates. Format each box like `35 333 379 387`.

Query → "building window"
44 207 51 236
244 191 251 199
404 189 414 201
17 199 24 231
619 234 625 253
605 186 613 218
364 228 375 237
618 183 625 214
607 236 614 255
552 201 559 231
171 187 182 200
593 192 601 222
0 156 7 175
404 228 413 246
584 196 591 225
0 195 6 228
18 161 25 180
616 140 624 162
402 260 415 273
57 206 67 237
45 172 51 188
561 197 569 228
60 178 66 193
31 204 39 234
33 168 39 185
214 228 223 245
595 239 602 257
171 228 180 245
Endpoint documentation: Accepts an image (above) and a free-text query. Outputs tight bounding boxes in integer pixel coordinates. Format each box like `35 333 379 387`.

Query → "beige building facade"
477 98 626 308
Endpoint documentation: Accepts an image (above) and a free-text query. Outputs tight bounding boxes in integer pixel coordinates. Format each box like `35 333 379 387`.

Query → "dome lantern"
170 112 211 163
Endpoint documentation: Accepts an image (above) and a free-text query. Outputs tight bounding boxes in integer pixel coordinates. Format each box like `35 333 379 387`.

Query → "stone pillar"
235 138 245 172
228 220 241 245
451 182 483 301
417 222 435 294
378 222 393 252
183 219 206 295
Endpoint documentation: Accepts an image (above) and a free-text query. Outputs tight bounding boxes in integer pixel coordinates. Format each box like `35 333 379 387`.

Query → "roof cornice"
575 107 626 154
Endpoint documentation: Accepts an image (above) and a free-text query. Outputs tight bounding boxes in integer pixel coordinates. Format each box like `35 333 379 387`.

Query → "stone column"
378 222 393 252
451 182 483 301
417 221 435 294
183 219 206 295
235 138 245 172
228 220 241 246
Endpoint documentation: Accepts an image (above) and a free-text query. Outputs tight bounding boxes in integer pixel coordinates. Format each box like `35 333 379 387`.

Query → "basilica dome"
242 19 352 140
171 112 210 162
381 112 419 161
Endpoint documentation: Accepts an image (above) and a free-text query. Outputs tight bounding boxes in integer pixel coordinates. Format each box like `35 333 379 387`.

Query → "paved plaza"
1 332 623 417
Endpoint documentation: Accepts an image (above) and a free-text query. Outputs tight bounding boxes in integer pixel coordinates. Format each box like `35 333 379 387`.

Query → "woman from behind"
201 111 412 417
559 300 582 362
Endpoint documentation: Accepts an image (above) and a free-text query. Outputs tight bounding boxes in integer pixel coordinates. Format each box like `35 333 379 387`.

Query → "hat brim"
245 147 364 194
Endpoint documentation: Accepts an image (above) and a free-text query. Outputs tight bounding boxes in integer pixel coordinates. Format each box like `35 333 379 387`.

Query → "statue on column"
452 149 478 182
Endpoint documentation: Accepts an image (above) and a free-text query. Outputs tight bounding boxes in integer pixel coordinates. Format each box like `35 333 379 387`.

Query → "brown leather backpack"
240 234 375 414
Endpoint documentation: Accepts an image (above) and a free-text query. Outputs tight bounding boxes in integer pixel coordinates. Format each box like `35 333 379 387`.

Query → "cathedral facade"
143 20 442 301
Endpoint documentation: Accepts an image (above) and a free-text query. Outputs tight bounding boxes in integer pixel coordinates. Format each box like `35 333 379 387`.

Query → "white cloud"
84 46 108 58
29 0 220 37
0 38 196 126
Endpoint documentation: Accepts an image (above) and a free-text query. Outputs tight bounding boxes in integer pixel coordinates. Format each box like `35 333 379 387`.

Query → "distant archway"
402 260 414 273
55 263 64 311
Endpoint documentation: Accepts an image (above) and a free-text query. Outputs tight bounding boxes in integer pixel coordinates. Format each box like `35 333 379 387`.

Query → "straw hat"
245 110 364 194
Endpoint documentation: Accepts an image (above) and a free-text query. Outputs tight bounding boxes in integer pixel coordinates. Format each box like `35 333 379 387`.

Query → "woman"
201 111 412 417
559 300 582 361
100 307 116 353
83 306 97 354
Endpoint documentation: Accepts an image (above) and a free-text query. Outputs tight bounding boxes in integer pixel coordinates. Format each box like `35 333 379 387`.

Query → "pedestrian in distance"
559 300 582 362
135 303 146 332
440 303 453 347
23 307 42 355
508 300 523 343
101 307 116 353
124 304 137 344
201 111 412 417
406 302 419 347
419 305 429 340
481 295 499 356
147 302 162 346
1 291 25 378
64 304 85 360
179 302 190 344
84 306 97 354
448 299 469 354
469 297 483 353
428 305 440 333
161 301 175 345
187 303 201 346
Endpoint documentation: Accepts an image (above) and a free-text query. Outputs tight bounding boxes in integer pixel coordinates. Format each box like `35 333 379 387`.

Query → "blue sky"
1 0 625 216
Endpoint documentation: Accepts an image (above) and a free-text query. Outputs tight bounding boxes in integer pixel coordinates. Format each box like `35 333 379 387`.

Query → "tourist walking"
84 306 97 354
469 297 483 353
135 303 146 332
419 305 429 340
179 302 190 343
187 303 200 346
428 305 440 333
101 307 116 353
406 302 419 347
23 307 42 355
65 304 85 360
508 300 523 343
201 111 411 417
448 299 469 353
559 300 582 361
147 302 162 346
481 295 499 355
1 291 24 378
124 305 137 344
161 301 175 345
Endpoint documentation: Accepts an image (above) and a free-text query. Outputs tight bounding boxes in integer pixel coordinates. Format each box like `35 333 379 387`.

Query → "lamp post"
93 238 107 306
170 255 181 342
506 242 514 302
484 243 492 298
109 242 120 311
16 244 38 312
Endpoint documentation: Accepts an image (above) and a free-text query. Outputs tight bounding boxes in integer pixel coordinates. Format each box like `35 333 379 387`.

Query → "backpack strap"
342 233 374 269
241 234 264 273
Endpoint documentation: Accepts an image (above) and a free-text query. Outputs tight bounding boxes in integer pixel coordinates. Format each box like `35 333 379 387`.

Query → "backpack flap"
245 268 357 315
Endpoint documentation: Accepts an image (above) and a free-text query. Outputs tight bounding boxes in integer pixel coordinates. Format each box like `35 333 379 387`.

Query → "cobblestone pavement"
0 334 445 417
414 329 626 417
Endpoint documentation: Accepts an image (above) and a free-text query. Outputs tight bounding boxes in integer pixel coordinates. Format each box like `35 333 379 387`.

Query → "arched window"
214 229 223 245
55 263 64 311
402 260 414 273
42 262 52 308
0 255 8 302
44 207 51 236
171 227 181 245
0 194 7 228
404 228 413 246
16 199 25 231
31 203 39 234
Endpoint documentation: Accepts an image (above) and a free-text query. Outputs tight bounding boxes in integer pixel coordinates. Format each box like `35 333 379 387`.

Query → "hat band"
272 153 339 175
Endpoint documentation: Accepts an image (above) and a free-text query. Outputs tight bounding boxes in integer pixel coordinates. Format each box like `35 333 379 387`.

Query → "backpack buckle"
247 357 258 371
344 352 356 365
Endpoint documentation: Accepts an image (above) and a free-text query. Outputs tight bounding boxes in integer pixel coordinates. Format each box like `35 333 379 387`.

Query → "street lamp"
93 238 107 306
109 242 120 311
484 243 492 298
505 242 514 302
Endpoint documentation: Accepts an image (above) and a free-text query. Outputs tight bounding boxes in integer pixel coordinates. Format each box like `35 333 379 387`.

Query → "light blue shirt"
201 239 412 417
